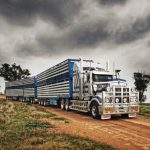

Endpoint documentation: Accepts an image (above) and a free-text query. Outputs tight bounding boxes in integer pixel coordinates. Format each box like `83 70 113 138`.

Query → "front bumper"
98 105 139 119
99 105 139 115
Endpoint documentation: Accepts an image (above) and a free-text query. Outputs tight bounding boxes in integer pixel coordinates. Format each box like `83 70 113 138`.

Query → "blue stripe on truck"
68 59 75 98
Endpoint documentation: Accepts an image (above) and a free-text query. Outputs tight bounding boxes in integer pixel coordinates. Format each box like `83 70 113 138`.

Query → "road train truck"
5 58 139 119
36 58 139 119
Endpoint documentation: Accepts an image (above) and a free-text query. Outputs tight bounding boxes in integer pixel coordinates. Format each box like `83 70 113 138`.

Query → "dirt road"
43 106 150 150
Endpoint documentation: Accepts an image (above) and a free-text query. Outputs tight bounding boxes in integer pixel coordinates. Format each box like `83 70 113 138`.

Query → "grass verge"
0 99 114 150
139 103 150 119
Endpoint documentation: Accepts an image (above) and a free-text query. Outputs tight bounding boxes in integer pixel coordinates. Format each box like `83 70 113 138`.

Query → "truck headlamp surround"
106 87 111 92
123 98 127 103
130 97 138 103
105 98 109 103
115 98 119 103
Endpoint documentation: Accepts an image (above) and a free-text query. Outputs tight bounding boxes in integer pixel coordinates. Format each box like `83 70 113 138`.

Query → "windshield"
92 74 113 82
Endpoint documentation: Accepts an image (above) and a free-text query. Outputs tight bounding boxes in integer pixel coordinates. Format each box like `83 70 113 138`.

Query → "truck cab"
72 59 139 119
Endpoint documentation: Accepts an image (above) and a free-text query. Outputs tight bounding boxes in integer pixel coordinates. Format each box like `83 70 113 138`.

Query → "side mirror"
115 69 121 78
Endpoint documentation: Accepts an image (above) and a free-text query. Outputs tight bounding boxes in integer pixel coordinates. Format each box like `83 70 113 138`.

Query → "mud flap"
128 113 136 118
101 114 111 120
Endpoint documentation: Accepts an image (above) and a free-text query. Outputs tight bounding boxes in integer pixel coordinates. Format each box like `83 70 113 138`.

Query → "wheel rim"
44 101 46 106
61 104 64 109
92 106 97 116
65 103 69 110
61 100 64 109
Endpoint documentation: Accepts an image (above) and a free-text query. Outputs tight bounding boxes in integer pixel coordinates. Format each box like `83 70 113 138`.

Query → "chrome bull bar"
100 86 139 115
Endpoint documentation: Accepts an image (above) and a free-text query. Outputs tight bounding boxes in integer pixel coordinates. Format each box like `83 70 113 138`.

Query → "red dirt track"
44 106 150 150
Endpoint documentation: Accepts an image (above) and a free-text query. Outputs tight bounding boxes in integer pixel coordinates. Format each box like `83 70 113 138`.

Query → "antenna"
113 62 115 75
106 59 110 71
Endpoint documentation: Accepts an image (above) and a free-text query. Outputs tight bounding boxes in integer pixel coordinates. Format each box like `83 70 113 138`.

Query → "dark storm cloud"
16 13 150 58
68 22 109 47
16 21 110 57
37 21 109 48
114 15 150 44
37 14 150 51
0 0 82 26
17 44 41 57
97 0 127 6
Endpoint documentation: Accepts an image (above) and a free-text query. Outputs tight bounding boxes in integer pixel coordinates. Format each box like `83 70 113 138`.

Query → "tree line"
0 63 150 102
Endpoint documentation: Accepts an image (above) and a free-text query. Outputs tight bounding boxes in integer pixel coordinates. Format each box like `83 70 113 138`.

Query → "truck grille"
115 87 130 103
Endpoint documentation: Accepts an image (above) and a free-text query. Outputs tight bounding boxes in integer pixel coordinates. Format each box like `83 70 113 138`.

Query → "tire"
65 101 70 111
43 100 47 107
38 100 41 105
61 99 65 110
90 102 100 119
41 101 44 106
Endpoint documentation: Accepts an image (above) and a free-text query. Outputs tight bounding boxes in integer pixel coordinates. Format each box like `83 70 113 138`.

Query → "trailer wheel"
30 99 33 104
38 100 41 105
90 102 100 119
61 99 65 110
41 100 44 106
65 101 70 111
43 100 47 106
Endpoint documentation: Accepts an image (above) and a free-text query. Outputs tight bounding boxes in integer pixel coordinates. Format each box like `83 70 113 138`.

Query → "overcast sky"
0 0 150 102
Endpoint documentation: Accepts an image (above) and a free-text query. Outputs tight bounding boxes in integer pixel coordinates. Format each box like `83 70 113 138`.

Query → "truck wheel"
65 101 70 111
61 99 65 110
41 100 44 106
90 102 100 119
38 100 41 105
30 99 33 104
43 100 47 106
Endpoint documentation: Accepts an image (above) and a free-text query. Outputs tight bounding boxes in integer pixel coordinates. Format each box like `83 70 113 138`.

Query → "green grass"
0 99 114 150
139 103 150 118
26 120 54 129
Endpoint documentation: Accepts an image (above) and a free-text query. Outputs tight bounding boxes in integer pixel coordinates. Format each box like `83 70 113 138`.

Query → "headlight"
105 98 110 103
123 98 127 103
130 97 136 102
106 87 111 92
105 97 112 103
115 98 119 103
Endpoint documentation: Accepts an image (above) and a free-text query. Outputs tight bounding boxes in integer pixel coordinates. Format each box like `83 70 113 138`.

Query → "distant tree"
0 63 30 81
133 72 150 102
